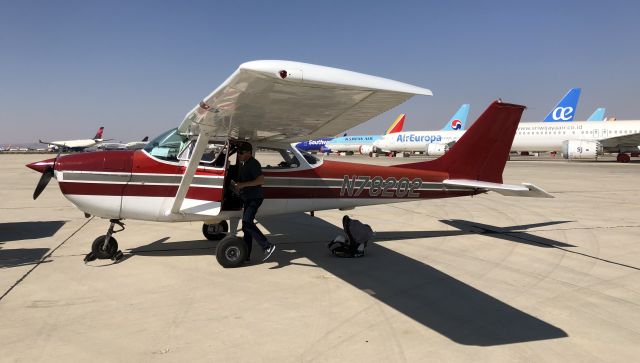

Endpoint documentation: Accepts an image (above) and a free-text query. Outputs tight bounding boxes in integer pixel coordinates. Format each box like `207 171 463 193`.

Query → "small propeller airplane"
27 60 552 268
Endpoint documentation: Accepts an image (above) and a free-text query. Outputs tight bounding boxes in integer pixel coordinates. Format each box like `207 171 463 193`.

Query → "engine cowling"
425 143 449 156
359 145 374 155
562 140 602 159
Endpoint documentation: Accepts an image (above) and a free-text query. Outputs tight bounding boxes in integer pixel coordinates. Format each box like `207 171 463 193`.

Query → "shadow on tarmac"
259 213 569 346
127 213 569 346
0 221 67 243
0 221 66 268
128 237 216 257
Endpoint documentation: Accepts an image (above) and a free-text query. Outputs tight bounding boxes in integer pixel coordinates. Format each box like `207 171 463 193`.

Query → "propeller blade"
33 167 53 200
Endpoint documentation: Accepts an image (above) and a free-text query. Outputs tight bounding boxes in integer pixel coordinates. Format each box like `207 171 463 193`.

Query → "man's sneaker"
263 244 276 261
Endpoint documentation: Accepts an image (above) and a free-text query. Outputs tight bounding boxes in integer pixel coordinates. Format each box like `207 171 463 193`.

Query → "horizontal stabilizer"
444 179 553 198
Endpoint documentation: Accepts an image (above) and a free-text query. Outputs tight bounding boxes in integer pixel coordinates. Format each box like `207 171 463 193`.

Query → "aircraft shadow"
258 213 568 346
0 248 51 269
128 237 217 257
0 221 67 268
436 219 576 248
0 221 67 243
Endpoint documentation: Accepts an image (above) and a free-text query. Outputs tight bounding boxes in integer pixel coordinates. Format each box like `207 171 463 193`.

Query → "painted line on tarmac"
0 217 94 302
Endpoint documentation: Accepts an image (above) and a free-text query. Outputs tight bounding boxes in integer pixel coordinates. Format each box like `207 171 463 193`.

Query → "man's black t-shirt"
237 157 264 200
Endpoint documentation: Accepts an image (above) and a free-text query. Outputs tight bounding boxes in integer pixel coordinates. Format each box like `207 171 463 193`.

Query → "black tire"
91 235 119 260
216 235 247 268
202 220 229 241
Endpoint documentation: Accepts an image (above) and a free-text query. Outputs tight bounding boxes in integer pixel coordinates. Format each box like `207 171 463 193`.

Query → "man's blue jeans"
242 198 269 257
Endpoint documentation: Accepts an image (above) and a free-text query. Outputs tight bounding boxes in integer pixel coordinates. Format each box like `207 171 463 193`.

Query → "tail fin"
400 101 525 184
543 88 581 122
93 127 104 139
441 104 470 131
385 114 406 134
587 108 606 121
141 136 149 142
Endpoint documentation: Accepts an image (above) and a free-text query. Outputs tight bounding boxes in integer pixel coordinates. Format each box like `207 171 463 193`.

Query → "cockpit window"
143 128 189 162
299 150 318 165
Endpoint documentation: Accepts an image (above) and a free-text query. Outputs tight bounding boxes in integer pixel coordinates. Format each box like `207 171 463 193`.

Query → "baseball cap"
238 142 252 153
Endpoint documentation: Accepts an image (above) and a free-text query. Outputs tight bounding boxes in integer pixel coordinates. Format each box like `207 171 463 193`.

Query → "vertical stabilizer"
385 114 406 134
587 108 606 121
399 101 525 184
441 104 470 131
94 127 105 139
543 88 581 122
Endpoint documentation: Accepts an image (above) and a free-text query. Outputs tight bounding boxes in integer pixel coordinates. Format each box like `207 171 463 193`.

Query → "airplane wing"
178 60 432 143
599 132 640 149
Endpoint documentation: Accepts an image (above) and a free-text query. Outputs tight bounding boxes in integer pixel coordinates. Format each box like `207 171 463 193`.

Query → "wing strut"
170 128 212 214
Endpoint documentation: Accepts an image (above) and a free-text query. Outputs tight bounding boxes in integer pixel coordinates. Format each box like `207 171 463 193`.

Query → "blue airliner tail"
543 88 581 122
587 108 606 121
441 104 470 131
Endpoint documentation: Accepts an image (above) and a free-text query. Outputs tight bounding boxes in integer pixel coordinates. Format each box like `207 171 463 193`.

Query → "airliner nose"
26 158 55 173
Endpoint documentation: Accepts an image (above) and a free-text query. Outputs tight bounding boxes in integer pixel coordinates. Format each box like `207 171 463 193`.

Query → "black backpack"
327 216 374 258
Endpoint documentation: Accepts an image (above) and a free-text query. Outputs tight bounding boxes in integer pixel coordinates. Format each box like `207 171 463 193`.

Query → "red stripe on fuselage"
59 182 222 201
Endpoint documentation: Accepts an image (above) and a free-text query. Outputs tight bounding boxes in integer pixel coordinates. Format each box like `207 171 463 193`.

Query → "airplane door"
593 128 599 139
178 142 228 216
220 143 244 211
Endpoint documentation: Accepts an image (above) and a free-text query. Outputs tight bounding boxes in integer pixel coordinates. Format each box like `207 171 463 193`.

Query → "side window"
254 148 300 169
200 143 227 168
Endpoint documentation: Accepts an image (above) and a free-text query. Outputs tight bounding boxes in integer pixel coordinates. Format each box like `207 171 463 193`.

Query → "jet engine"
561 140 602 160
359 145 374 156
425 143 449 156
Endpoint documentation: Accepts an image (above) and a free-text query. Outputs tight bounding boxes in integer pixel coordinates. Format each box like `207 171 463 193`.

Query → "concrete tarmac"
1 153 639 362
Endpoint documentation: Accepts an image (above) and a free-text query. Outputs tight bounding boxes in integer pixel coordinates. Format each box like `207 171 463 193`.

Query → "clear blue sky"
1 0 638 143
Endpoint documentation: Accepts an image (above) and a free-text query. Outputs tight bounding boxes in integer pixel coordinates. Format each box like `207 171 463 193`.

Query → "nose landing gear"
84 219 125 263
202 220 229 240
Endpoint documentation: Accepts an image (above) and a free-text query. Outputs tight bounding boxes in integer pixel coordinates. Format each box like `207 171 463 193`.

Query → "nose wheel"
202 220 229 240
84 219 125 263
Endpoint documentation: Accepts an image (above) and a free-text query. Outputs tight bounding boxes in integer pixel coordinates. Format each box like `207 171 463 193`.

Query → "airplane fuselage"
325 135 380 152
34 149 478 224
374 121 640 153
48 139 102 151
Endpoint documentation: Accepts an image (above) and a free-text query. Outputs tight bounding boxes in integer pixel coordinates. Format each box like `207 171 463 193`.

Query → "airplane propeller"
33 167 54 200
30 147 62 200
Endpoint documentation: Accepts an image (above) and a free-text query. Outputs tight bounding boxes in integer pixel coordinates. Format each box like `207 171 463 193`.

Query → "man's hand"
230 181 241 193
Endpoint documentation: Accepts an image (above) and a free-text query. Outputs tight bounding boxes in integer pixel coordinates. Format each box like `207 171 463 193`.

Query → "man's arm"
237 174 264 189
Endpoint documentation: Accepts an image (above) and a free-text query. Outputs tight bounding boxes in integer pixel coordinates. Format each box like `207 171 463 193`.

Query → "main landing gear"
215 235 247 268
84 219 125 263
204 218 245 268
617 153 631 163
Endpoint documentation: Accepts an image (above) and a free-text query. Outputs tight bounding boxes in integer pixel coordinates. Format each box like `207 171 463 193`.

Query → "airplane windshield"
143 128 189 161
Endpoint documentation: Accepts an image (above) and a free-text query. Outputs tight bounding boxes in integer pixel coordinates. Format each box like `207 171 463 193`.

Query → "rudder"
400 101 525 184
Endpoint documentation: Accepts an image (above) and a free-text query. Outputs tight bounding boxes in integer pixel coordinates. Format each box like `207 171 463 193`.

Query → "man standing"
232 142 276 262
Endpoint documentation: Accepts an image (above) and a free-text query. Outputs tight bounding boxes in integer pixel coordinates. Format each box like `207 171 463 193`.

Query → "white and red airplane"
40 126 108 152
27 60 551 268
